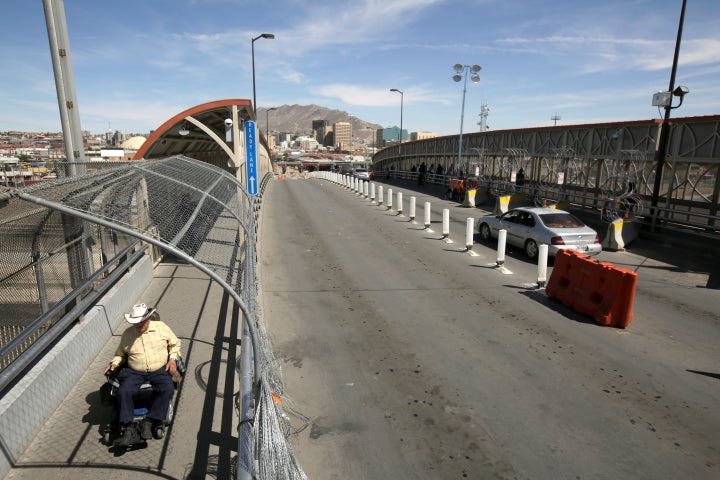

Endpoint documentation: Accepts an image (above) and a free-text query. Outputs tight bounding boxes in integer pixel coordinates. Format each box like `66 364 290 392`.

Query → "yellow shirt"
111 320 181 372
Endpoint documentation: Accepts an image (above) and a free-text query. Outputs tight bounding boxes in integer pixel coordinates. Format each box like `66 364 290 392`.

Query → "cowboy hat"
124 303 155 324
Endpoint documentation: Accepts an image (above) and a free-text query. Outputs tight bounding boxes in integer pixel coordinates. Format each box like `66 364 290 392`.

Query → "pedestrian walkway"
4 261 244 480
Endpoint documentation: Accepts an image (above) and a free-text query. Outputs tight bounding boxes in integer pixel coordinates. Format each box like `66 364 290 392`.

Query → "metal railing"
0 242 146 393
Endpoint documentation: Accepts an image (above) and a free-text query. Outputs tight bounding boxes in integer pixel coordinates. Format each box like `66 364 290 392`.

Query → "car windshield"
538 212 584 228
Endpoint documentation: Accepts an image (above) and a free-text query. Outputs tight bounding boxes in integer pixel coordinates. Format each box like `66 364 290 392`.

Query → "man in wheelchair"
103 303 182 447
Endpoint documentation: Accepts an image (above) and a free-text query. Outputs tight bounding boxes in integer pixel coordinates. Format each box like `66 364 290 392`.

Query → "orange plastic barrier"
448 177 479 194
544 248 577 307
545 250 637 328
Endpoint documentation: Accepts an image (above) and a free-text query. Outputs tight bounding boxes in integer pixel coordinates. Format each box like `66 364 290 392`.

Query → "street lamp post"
389 88 403 144
366 126 375 153
251 33 275 117
265 107 276 136
452 64 481 176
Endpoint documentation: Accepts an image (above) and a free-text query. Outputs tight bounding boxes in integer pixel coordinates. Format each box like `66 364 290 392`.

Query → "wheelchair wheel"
101 423 114 445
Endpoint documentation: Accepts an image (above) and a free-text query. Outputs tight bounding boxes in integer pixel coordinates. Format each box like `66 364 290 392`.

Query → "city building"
334 122 352 151
379 126 407 146
410 131 436 141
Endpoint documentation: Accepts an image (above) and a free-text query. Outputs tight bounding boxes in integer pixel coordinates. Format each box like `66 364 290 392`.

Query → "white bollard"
370 182 376 202
364 181 369 198
466 217 474 251
537 244 549 287
397 191 403 214
497 229 507 266
442 208 450 238
409 196 416 221
424 202 431 228
378 185 384 205
387 188 393 210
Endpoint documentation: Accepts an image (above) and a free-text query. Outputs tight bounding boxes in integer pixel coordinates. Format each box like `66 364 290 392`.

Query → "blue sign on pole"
245 120 258 196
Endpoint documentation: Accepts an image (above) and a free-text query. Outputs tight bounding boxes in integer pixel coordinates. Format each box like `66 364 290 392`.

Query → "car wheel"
479 223 492 241
525 239 539 260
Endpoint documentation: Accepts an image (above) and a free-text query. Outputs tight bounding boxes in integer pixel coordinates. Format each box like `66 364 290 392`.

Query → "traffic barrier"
592 263 637 328
475 186 490 205
602 218 625 251
493 193 528 215
545 250 637 328
544 248 577 307
462 188 476 207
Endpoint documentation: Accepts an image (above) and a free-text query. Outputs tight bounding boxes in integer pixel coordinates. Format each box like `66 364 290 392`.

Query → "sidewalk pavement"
4 261 244 480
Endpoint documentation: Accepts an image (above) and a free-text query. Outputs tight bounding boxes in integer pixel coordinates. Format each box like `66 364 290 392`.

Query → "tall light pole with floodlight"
251 33 274 117
389 88 403 144
452 64 481 176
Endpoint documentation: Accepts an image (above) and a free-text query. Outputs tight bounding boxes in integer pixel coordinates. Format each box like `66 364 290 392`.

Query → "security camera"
224 118 233 127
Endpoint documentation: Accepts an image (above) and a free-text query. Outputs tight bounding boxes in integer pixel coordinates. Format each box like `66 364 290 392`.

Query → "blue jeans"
116 366 174 424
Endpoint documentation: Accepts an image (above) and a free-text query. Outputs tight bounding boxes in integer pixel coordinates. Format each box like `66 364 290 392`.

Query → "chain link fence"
0 155 305 480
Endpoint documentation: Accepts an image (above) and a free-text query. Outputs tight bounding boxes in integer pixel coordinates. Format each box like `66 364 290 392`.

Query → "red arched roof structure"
133 99 258 160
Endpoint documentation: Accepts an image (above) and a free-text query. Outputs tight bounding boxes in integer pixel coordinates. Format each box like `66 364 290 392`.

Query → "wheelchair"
100 355 186 447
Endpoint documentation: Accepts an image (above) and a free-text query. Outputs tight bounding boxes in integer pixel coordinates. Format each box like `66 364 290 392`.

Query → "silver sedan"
477 207 602 259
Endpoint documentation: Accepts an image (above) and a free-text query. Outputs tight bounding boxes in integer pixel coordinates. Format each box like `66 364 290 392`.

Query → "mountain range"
256 104 383 141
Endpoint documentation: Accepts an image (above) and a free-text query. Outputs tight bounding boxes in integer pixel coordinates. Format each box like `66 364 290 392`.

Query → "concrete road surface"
258 176 720 480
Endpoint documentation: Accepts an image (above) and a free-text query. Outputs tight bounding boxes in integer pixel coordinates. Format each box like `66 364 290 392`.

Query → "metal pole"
650 0 687 218
251 38 257 117
43 0 86 176
400 92 404 145
251 34 274 117
457 69 470 175
390 89 404 157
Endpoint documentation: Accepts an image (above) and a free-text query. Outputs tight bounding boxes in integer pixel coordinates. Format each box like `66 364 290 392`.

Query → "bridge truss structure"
373 116 720 230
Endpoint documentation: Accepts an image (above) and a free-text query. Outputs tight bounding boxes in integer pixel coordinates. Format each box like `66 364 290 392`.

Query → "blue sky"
1 0 719 136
